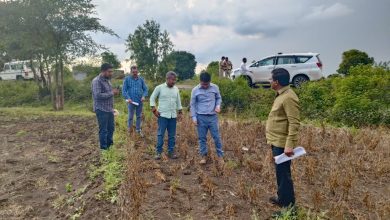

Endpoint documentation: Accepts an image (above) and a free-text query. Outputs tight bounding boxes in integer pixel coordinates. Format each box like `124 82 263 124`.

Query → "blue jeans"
272 146 295 207
197 114 224 157
127 102 143 131
156 117 177 154
95 109 115 150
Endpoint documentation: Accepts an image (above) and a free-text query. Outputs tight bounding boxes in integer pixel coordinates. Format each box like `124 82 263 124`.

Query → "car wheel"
292 75 309 88
16 75 24 81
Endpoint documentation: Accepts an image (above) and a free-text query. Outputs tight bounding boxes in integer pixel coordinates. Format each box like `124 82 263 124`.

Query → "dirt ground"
119 114 390 220
0 113 118 219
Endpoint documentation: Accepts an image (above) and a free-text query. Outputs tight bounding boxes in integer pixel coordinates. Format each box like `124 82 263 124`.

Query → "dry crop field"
0 112 118 219
0 110 389 220
119 114 390 220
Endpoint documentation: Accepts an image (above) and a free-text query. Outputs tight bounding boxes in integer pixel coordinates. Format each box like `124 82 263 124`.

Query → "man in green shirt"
150 71 183 160
266 68 300 210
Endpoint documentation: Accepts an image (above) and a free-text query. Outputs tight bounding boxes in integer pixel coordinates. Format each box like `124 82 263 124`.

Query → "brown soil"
0 113 118 219
119 114 390 220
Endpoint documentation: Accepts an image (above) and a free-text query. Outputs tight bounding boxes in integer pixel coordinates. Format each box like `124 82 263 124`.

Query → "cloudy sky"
92 0 390 75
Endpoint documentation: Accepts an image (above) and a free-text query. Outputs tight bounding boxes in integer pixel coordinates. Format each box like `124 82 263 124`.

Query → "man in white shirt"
240 57 252 74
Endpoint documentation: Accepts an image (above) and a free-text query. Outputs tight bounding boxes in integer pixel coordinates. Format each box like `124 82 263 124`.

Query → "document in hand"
274 146 306 164
125 100 139 106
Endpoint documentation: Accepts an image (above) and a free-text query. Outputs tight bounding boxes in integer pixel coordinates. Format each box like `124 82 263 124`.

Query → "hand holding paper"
274 146 306 164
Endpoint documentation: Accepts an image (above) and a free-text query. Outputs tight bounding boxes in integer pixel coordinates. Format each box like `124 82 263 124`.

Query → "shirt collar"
99 74 109 81
131 75 139 80
277 85 290 95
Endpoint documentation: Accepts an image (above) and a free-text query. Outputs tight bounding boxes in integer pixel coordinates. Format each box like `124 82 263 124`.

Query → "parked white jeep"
0 60 35 81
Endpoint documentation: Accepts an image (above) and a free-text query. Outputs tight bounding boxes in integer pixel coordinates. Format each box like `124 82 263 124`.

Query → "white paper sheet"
125 100 139 106
274 146 306 164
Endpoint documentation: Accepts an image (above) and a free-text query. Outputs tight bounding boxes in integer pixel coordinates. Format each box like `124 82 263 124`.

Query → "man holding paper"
266 68 300 209
122 65 148 136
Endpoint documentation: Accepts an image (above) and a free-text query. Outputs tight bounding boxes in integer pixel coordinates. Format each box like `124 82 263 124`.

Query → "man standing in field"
91 63 120 150
266 68 300 212
225 57 233 78
122 65 148 136
219 56 226 78
190 71 224 166
150 71 183 160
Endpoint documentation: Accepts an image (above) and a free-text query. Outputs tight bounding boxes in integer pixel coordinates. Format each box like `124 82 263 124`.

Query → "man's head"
242 57 247 63
225 57 229 61
199 71 211 89
221 56 225 61
166 71 177 87
271 68 290 91
101 63 114 78
130 65 138 77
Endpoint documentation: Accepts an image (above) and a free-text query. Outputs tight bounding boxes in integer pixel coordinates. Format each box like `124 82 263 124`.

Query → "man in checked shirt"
91 63 120 150
122 65 148 136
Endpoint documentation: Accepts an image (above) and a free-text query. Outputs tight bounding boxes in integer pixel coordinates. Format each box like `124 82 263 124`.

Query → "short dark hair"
221 56 225 60
200 71 211 83
272 68 290 86
225 57 229 60
242 57 247 63
131 65 137 70
101 63 113 71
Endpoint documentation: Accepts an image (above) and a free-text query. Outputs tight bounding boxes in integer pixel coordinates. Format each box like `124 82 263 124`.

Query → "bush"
331 65 390 126
0 81 47 107
298 79 336 121
299 65 390 126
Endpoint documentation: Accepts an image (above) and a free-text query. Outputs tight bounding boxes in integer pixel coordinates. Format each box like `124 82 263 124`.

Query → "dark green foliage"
337 49 374 75
101 51 121 69
206 61 219 79
159 51 197 81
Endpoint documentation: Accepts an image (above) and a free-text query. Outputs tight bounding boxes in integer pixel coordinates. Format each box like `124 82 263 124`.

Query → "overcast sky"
91 0 390 75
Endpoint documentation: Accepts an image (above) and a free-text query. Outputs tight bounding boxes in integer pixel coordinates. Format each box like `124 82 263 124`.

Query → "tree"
337 49 374 75
158 51 197 81
125 20 173 80
101 51 121 69
0 0 116 110
206 61 219 79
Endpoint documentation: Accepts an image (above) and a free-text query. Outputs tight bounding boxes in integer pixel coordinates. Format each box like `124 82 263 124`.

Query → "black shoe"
167 152 178 159
269 196 283 207
154 154 162 160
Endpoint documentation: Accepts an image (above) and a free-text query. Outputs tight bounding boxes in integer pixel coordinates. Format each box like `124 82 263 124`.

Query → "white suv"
231 53 323 87
0 60 35 81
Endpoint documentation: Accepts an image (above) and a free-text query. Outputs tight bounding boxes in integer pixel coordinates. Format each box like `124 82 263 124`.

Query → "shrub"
298 79 336 121
0 81 46 107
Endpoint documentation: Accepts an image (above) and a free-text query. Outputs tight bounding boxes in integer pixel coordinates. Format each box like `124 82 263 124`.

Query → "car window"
259 57 275 66
277 56 296 65
249 61 260 68
296 56 312 63
4 64 10 70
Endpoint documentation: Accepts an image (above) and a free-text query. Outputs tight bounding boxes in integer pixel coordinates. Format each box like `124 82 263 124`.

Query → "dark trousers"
156 117 177 154
272 146 295 207
96 109 115 150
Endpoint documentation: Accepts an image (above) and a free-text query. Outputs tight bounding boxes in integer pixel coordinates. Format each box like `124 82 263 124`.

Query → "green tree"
101 51 121 69
206 61 219 79
0 0 116 110
125 20 173 80
337 49 374 75
158 51 197 81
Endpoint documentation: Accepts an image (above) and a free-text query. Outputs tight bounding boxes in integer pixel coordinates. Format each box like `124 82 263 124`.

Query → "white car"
231 53 323 87
0 60 35 81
